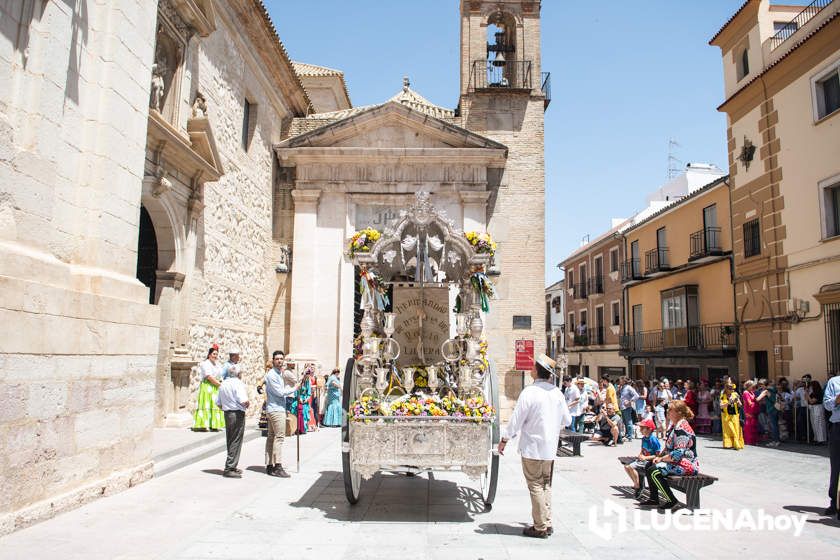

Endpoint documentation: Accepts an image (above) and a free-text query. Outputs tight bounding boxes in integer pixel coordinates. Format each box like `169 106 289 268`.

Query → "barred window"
743 218 761 258
826 302 840 377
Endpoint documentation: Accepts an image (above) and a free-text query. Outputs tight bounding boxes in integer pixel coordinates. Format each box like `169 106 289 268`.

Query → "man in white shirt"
215 360 250 478
499 354 572 539
564 377 585 432
222 348 241 380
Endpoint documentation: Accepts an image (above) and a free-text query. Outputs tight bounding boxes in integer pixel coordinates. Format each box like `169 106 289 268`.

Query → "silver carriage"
340 193 500 509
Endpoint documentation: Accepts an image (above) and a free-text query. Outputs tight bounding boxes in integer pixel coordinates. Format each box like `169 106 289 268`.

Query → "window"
661 286 699 330
826 302 840 376
743 218 761 257
738 48 750 81
815 67 840 120
242 98 257 151
609 248 619 273
611 301 620 327
512 315 531 329
773 20 798 34
823 183 840 238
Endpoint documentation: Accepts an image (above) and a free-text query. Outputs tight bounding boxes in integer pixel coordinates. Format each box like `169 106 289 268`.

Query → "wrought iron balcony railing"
588 275 604 295
769 0 833 51
620 323 738 354
588 327 605 346
573 281 588 300
621 259 643 282
541 72 551 109
689 227 724 260
470 60 533 91
645 248 670 275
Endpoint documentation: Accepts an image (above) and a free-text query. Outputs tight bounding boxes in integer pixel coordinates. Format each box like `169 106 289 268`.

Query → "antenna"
667 138 682 179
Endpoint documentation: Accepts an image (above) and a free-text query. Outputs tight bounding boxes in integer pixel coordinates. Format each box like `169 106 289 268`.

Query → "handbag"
285 412 297 436
726 403 737 416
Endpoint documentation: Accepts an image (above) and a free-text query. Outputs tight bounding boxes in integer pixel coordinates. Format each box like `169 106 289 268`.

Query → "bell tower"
458 1 549 409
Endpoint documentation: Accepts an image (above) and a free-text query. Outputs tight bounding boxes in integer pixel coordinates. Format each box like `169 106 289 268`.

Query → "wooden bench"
557 430 590 457
618 456 718 510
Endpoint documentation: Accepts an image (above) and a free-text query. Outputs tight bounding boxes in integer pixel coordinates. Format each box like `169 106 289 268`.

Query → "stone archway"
138 189 195 427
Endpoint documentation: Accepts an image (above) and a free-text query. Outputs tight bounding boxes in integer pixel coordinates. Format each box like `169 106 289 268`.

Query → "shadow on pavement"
696 436 830 458
245 465 268 474
201 468 225 476
289 470 488 522
475 522 527 536
783 504 840 526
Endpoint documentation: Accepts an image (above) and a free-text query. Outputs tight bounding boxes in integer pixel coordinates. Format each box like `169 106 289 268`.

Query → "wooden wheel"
480 360 500 509
341 357 362 504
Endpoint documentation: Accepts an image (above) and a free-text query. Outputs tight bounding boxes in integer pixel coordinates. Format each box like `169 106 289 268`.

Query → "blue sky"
268 1 743 285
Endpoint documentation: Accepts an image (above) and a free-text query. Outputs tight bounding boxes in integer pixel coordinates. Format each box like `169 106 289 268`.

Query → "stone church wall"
0 1 160 534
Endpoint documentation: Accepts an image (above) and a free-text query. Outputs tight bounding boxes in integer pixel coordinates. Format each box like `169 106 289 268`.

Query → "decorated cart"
341 193 500 508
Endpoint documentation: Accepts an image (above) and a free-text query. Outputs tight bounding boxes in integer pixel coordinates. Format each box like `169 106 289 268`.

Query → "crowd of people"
190 346 344 478
559 373 836 449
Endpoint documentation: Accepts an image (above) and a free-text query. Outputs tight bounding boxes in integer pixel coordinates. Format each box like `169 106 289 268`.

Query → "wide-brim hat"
535 353 556 374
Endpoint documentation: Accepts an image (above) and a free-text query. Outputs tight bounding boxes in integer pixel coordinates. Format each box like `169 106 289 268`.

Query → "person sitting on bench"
591 403 621 446
639 400 699 512
623 418 661 499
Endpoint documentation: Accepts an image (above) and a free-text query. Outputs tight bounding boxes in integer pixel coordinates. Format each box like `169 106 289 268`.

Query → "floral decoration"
349 392 495 422
348 227 381 257
464 231 496 257
359 267 390 311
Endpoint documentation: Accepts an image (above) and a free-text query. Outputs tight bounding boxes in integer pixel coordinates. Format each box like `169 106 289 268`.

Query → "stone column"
288 189 322 361
460 190 490 232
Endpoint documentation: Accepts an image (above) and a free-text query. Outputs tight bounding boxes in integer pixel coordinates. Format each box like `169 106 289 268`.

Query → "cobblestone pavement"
1 426 838 559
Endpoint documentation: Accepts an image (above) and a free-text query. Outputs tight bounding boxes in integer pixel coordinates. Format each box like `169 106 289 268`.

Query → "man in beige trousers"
499 354 572 538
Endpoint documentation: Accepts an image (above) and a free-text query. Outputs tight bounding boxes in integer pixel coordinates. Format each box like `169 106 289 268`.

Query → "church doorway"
136 205 158 304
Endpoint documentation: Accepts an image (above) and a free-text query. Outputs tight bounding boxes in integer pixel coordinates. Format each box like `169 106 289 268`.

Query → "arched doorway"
136 206 158 304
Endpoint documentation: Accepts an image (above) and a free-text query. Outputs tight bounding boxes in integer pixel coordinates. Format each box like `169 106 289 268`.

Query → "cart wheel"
341 357 362 504
481 360 500 509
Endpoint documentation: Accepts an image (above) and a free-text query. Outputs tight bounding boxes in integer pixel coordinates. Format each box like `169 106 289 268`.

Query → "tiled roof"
287 82 456 139
292 61 345 77
558 221 628 266
709 0 754 44
252 0 313 113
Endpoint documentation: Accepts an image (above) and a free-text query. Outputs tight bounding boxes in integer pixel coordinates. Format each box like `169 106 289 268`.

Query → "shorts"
655 407 666 425
627 460 650 470
598 428 614 440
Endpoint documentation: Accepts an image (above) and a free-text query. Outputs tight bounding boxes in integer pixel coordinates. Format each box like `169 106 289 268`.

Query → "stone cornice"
171 0 216 37
459 190 492 203
147 111 223 184
290 189 322 204
227 0 312 116
275 147 507 166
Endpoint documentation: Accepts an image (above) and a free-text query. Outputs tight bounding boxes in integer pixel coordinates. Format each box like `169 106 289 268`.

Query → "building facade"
277 0 550 410
559 229 627 379
0 0 550 534
711 0 840 381
545 280 565 360
620 177 738 383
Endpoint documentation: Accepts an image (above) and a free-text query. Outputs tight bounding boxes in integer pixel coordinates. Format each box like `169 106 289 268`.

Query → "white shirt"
215 377 249 412
199 359 224 382
564 384 584 416
794 386 806 408
503 380 572 461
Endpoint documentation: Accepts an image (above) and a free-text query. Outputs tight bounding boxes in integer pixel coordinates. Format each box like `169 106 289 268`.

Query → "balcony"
769 0 834 51
588 275 604 296
573 281 588 300
644 248 670 275
689 227 724 261
541 72 551 109
470 60 533 91
620 323 738 355
621 259 643 282
570 327 605 347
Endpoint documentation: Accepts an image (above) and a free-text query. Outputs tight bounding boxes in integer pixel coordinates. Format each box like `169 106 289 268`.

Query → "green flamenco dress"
193 360 226 430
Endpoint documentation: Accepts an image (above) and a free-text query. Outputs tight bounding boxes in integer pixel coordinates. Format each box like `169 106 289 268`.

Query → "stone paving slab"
1 427 838 559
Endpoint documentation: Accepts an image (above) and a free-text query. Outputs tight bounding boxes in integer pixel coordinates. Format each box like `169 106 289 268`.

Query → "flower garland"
470 271 496 313
348 227 381 257
349 392 495 422
464 231 496 257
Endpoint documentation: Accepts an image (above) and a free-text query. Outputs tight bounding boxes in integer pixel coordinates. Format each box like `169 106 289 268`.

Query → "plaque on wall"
355 206 403 231
392 286 450 366
512 315 532 330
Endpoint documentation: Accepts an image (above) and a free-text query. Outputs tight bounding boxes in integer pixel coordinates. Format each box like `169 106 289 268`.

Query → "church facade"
0 0 547 533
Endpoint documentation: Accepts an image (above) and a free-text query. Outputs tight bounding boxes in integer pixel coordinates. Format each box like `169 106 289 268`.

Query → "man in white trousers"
499 354 572 538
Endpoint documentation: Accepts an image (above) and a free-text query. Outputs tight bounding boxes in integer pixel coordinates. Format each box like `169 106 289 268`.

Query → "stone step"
153 429 262 477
